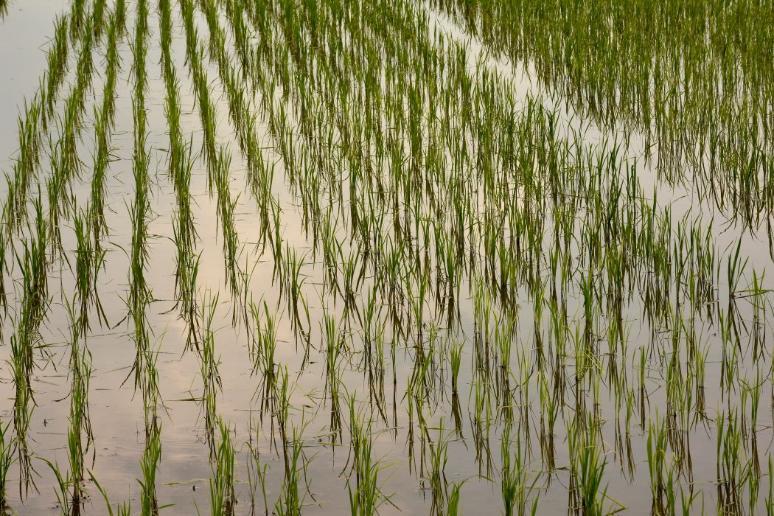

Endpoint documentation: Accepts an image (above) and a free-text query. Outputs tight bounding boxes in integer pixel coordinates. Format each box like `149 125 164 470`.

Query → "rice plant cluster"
0 0 771 514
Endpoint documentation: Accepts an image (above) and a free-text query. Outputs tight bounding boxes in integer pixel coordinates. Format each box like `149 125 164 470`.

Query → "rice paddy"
0 0 771 514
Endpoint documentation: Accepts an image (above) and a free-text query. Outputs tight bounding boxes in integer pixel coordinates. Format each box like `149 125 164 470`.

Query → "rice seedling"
501 423 539 516
246 421 269 516
0 232 6 319
209 419 236 516
63 297 93 514
73 210 107 333
90 471 132 516
249 299 278 411
200 291 223 449
274 425 309 516
139 418 162 516
347 397 383 516
0 421 13 512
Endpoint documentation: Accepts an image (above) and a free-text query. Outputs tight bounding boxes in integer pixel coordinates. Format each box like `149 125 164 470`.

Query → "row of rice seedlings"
158 0 200 351
0 422 13 511
43 298 94 515
200 291 222 450
179 0 243 312
346 396 383 515
202 0 275 256
139 417 162 516
1 13 67 236
2 2 123 504
88 1 125 253
9 197 49 497
127 0 160 412
46 4 101 255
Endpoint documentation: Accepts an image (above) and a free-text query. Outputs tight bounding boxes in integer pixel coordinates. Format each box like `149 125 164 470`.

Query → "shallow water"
0 0 772 514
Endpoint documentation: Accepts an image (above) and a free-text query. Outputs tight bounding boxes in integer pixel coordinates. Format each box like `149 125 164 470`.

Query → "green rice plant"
10 195 49 497
2 96 43 236
537 371 558 472
201 291 223 448
9 332 35 499
41 14 70 126
446 481 462 516
347 396 382 515
246 425 269 516
426 420 450 516
567 415 616 515
88 5 124 249
501 423 539 516
114 0 126 35
249 300 277 411
61 297 93 514
273 367 292 478
69 0 86 41
90 470 132 516
766 456 772 515
139 419 162 516
46 5 101 252
0 421 14 511
90 0 107 40
126 0 156 405
323 312 343 437
41 458 73 515
716 411 753 514
646 414 669 515
449 340 462 397
0 231 6 319
210 419 236 516
281 246 310 347
274 427 307 516
73 210 107 333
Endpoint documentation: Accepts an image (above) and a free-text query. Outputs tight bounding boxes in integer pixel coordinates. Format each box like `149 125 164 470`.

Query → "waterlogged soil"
0 0 772 515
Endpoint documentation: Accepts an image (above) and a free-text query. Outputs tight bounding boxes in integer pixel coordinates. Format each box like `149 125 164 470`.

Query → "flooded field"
0 0 772 514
